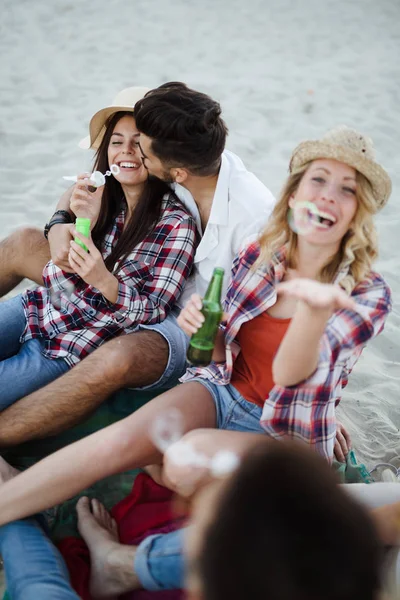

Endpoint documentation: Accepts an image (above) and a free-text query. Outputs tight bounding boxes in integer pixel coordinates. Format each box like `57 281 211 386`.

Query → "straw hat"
289 126 391 210
78 86 150 150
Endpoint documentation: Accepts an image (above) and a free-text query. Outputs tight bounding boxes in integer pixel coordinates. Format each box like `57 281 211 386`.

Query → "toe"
76 496 92 518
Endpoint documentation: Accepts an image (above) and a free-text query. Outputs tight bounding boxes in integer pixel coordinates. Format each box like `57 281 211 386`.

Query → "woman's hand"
69 230 116 298
177 294 205 336
276 279 357 313
334 421 352 463
70 173 104 225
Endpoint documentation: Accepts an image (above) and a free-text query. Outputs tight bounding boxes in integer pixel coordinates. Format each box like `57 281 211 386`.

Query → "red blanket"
57 473 184 600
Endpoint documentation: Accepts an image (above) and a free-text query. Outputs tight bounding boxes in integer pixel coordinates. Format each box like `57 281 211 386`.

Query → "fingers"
334 439 346 463
71 230 97 255
335 430 349 461
177 294 205 335
338 423 352 448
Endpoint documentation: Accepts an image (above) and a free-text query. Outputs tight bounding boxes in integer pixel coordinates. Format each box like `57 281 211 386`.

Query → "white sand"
0 0 399 471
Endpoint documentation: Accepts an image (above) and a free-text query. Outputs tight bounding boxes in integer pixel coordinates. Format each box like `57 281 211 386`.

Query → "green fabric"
2 387 162 541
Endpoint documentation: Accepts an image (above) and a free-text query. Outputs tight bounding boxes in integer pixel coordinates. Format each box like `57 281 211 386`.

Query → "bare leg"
76 497 141 599
0 456 19 482
0 227 50 297
0 382 216 524
0 330 169 447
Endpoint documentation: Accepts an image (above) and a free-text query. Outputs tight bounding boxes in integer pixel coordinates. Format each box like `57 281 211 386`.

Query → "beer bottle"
187 267 224 367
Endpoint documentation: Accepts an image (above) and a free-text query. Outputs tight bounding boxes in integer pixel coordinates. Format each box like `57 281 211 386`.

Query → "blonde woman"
0 127 392 527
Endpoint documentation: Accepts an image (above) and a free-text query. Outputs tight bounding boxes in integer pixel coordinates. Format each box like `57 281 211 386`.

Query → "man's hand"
48 223 75 272
334 421 352 462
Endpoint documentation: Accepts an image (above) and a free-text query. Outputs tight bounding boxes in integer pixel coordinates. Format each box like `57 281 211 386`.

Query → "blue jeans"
0 518 79 600
193 380 264 431
137 307 190 390
0 295 69 408
133 483 400 591
134 528 186 591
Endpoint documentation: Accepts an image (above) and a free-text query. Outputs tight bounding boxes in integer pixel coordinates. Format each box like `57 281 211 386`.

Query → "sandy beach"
1 0 399 475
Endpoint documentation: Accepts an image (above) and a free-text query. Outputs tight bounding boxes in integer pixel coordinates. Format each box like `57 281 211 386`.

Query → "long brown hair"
91 111 173 272
257 162 378 293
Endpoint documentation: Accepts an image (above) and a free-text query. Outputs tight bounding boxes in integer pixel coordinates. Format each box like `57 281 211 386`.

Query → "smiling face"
289 158 358 248
107 115 148 188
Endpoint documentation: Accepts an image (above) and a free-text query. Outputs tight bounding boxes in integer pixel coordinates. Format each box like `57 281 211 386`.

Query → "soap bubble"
210 450 240 477
288 201 319 236
49 279 76 311
165 440 209 468
149 408 184 453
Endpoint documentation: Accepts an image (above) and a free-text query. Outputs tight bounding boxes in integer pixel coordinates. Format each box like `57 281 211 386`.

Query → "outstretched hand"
276 279 357 313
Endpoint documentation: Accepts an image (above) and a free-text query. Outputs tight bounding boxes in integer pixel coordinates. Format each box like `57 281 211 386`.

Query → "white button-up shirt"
174 150 276 307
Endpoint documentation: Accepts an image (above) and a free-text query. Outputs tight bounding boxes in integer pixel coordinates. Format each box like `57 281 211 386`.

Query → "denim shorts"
193 379 264 433
136 306 190 391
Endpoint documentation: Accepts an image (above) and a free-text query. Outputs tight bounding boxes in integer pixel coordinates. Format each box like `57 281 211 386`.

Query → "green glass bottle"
187 267 224 367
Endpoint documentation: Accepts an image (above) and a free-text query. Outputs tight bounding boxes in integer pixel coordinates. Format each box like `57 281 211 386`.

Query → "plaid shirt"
21 194 196 367
182 242 392 460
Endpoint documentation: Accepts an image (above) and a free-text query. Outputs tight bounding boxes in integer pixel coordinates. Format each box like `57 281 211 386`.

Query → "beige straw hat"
78 86 150 150
289 126 391 210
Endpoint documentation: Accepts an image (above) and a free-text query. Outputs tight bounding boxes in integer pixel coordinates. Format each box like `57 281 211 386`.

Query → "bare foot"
0 456 19 483
76 497 141 599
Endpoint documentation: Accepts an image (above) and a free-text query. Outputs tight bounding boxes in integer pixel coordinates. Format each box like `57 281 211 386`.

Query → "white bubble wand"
62 164 120 188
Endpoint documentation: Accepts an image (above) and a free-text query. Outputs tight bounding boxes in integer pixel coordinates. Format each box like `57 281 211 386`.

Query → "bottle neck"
204 273 223 303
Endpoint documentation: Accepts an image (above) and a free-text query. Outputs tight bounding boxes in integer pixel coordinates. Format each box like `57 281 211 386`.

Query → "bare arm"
272 280 357 387
273 301 332 387
54 184 74 216
162 429 267 496
0 406 159 526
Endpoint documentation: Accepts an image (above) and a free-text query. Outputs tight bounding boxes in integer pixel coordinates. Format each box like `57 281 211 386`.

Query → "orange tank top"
230 311 291 407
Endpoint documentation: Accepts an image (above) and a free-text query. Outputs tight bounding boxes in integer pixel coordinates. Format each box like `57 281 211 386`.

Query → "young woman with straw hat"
0 126 391 526
0 90 197 407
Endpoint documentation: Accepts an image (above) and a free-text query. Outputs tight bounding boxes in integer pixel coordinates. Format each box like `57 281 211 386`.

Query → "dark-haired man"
0 82 275 446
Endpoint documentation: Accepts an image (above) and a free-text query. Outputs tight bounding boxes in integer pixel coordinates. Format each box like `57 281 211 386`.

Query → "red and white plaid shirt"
182 242 392 460
21 194 197 367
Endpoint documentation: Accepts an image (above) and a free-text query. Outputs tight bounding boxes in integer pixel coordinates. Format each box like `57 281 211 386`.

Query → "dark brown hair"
199 441 382 600
134 82 228 176
91 111 172 272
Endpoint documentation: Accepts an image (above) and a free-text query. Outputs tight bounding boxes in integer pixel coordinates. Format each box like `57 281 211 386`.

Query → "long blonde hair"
257 162 379 293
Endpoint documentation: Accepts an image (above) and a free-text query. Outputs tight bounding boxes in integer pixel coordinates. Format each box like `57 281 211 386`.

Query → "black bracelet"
44 210 73 239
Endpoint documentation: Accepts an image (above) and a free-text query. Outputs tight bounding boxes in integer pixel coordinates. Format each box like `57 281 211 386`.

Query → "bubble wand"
63 164 120 190
63 165 121 251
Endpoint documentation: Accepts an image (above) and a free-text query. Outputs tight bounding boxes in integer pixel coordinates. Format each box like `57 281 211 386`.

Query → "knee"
94 332 169 385
1 227 45 268
93 336 140 380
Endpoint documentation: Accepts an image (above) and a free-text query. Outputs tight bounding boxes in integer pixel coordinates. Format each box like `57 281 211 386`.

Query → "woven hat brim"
78 105 136 150
289 141 392 210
